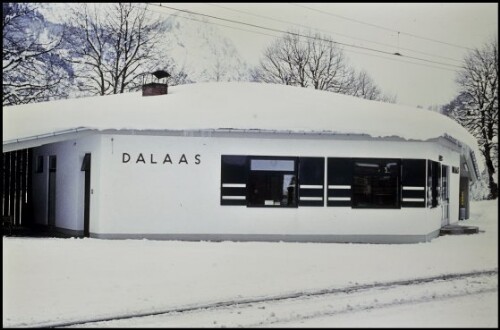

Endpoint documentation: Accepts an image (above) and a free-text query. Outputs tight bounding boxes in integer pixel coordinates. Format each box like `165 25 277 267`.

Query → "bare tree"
256 33 310 87
305 33 354 93
2 3 69 106
64 4 109 95
207 48 229 82
64 3 169 96
378 93 397 104
348 70 381 100
447 40 498 199
253 31 394 103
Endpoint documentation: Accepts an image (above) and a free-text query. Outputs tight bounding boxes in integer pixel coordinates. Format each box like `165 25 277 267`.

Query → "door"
47 156 57 228
459 177 470 220
441 165 449 226
81 153 91 237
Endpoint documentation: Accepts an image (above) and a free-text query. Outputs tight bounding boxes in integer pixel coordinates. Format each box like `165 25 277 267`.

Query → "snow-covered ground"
3 200 498 327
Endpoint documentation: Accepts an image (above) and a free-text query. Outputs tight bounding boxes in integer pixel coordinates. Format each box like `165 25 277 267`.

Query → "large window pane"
220 155 248 206
248 173 297 207
298 157 324 207
427 160 441 208
401 159 426 208
352 159 400 208
247 157 297 207
327 157 353 207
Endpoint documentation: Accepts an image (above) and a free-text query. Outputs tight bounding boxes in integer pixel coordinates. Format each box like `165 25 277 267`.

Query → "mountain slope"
160 12 250 82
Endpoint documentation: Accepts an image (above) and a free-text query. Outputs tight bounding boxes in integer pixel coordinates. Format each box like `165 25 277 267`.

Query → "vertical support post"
9 152 16 223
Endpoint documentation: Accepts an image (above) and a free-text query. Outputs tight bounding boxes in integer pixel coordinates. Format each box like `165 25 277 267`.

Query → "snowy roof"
3 82 482 173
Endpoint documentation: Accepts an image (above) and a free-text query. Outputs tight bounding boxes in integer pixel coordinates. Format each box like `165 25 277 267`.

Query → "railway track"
16 268 498 328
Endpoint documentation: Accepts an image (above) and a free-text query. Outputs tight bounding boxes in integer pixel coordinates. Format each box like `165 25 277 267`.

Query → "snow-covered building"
2 82 482 243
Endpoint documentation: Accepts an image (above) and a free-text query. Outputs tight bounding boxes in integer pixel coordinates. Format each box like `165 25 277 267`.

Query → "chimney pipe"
142 70 170 96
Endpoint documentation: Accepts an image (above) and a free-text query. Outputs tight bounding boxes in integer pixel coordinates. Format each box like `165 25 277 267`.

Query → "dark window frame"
327 157 353 207
35 155 44 173
298 157 325 207
246 155 299 208
432 160 441 208
48 155 57 172
351 158 402 209
401 159 426 208
427 160 442 209
220 155 248 206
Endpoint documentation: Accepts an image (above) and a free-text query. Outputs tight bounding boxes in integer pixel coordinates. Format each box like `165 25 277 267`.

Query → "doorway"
459 177 470 220
441 165 449 226
47 156 57 228
81 153 91 237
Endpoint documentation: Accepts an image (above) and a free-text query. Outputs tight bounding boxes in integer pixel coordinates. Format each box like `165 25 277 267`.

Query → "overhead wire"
206 3 464 64
291 3 475 51
144 5 282 40
146 3 464 71
142 5 460 74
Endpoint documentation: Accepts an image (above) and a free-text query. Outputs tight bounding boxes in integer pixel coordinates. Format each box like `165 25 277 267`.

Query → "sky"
38 3 498 108
153 3 498 108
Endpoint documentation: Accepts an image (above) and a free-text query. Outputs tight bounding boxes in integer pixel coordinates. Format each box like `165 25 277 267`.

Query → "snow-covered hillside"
3 199 498 327
161 13 250 82
37 3 251 83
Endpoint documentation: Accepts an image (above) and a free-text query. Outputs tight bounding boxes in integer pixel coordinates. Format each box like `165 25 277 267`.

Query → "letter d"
122 153 131 163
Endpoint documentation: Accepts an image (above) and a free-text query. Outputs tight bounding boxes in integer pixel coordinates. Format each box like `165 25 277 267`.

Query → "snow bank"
2 199 497 327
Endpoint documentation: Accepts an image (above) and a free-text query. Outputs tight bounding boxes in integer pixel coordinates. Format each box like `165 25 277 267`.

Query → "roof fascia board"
3 128 95 153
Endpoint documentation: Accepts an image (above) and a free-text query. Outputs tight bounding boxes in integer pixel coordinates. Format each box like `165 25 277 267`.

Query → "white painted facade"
31 135 101 233
29 131 462 242
4 82 481 243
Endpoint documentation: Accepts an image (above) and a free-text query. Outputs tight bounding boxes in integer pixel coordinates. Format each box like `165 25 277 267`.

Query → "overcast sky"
160 3 498 108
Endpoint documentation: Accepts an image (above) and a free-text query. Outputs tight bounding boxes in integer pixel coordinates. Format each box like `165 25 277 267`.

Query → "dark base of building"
3 224 83 238
439 224 480 235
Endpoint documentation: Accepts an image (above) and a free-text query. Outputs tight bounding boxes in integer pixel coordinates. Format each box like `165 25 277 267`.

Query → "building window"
327 158 353 207
352 158 401 209
401 159 426 207
247 157 298 207
220 155 248 205
49 155 57 172
35 155 44 173
427 160 441 208
298 157 325 206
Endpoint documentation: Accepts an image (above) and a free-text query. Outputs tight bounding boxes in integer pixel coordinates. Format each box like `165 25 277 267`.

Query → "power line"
148 3 465 70
344 48 460 73
144 5 281 40
144 5 461 74
143 4 461 73
206 3 463 64
291 3 474 51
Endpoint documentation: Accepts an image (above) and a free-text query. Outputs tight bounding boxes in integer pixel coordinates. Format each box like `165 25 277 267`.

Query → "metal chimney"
142 70 170 96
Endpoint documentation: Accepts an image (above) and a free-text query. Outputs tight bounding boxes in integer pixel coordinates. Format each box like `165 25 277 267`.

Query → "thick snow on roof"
3 81 480 157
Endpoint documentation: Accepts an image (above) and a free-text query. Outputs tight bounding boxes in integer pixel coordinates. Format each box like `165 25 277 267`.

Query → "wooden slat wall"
2 149 33 226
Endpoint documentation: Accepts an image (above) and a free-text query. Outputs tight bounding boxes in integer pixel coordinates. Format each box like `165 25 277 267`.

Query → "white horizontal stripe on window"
222 183 246 188
299 196 323 201
402 198 425 202
328 197 351 201
328 185 351 189
222 196 246 200
299 185 323 189
403 186 425 191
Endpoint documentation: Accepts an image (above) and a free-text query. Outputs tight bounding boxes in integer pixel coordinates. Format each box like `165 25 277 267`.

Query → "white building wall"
92 133 463 239
31 135 101 233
